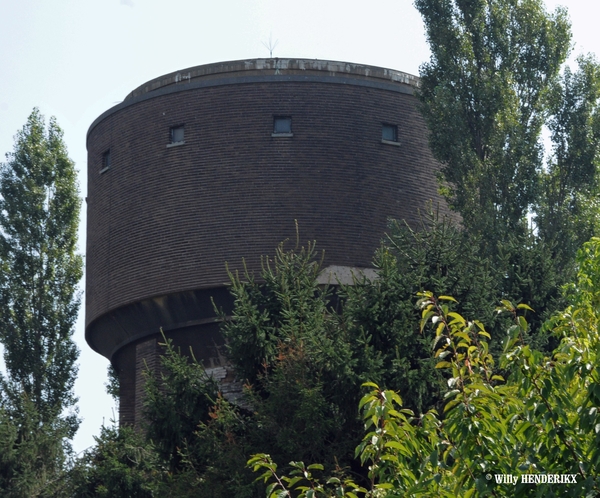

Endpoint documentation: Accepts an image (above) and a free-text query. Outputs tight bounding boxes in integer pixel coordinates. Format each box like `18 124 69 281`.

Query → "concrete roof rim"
127 58 419 98
86 73 417 139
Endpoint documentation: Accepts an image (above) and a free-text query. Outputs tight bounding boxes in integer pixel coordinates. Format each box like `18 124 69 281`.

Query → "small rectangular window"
170 125 185 144
273 116 292 136
100 150 111 174
382 124 398 142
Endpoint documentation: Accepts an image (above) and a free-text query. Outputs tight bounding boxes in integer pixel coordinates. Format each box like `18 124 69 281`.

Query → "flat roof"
125 58 419 101
88 58 419 138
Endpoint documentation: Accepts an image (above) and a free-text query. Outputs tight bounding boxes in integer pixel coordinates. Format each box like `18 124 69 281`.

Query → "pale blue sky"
0 0 598 454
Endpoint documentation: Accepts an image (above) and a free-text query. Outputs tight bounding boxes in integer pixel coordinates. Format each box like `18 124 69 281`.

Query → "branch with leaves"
248 238 600 496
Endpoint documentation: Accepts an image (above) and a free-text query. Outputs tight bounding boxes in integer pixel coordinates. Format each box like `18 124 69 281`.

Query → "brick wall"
86 60 455 425
86 73 450 336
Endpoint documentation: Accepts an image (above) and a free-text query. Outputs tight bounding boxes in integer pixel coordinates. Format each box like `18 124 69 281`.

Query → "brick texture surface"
86 60 455 425
134 338 160 429
87 73 449 332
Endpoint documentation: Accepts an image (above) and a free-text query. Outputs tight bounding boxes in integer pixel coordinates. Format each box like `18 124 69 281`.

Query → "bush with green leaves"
141 335 261 497
70 338 262 498
142 336 220 470
71 231 600 497
250 237 600 497
0 396 74 498
221 223 500 476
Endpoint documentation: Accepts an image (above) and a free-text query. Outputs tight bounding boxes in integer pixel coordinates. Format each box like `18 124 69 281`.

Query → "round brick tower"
86 58 450 425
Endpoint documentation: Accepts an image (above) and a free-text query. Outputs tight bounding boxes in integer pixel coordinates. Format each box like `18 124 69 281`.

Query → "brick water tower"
85 58 450 425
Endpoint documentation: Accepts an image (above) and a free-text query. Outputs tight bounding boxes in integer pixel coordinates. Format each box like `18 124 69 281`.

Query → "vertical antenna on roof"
262 33 279 58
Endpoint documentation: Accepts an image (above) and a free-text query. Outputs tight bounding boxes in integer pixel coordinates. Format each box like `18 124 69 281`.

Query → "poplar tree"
415 0 571 238
0 109 83 494
538 55 600 265
414 0 584 335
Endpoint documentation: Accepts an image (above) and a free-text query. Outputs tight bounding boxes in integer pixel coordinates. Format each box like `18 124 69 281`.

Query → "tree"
142 336 220 472
415 0 571 238
135 222 530 495
343 213 499 414
413 0 596 346
73 228 600 496
67 425 157 498
0 109 83 493
221 239 359 468
251 237 600 497
0 397 73 498
142 337 261 498
537 55 600 266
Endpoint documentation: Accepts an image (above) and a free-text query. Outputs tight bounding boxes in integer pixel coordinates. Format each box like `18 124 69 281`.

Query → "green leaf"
438 295 458 302
518 316 528 331
517 303 534 312
362 382 379 389
447 312 466 325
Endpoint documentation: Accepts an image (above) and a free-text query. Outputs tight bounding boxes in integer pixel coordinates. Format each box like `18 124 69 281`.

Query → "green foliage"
142 335 261 497
185 396 262 498
538 55 600 266
131 231 500 495
416 0 571 237
142 335 219 470
0 109 83 495
68 425 157 498
221 240 358 457
221 239 353 394
215 222 571 492
68 339 262 497
0 108 82 423
343 214 499 414
494 230 566 345
250 237 600 497
414 1 600 340
221 227 495 473
248 455 366 498
0 396 73 498
105 364 120 404
72 233 600 496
